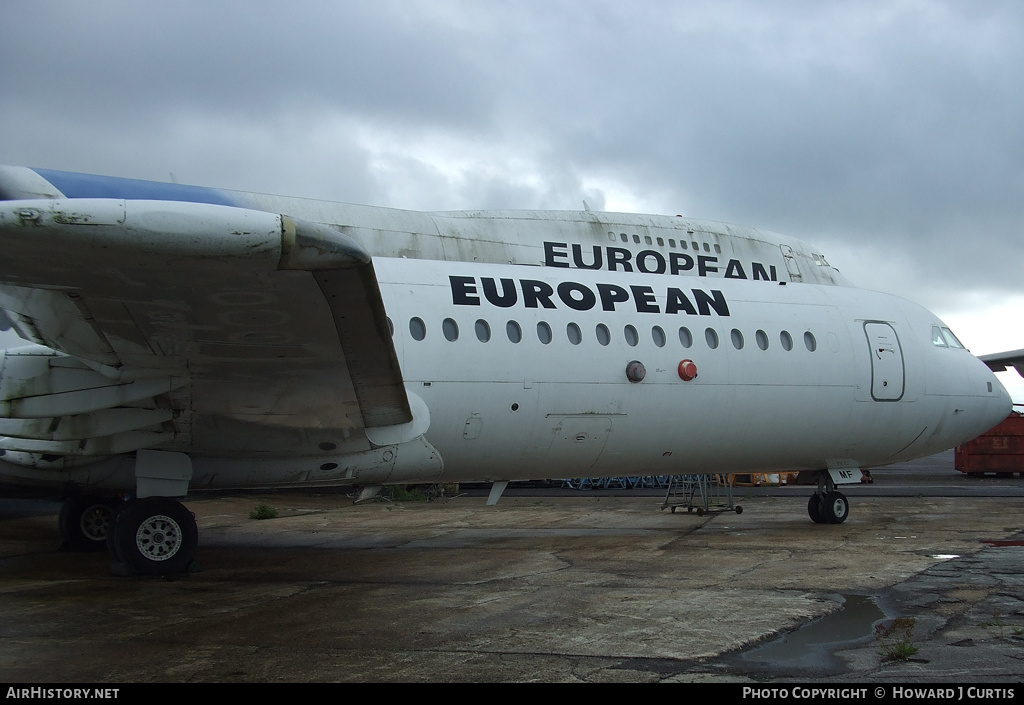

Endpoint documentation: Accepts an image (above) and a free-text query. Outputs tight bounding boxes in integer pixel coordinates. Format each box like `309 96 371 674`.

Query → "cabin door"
864 322 905 401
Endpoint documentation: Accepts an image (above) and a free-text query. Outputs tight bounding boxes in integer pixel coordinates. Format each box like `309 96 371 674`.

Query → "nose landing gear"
808 490 849 524
805 468 855 524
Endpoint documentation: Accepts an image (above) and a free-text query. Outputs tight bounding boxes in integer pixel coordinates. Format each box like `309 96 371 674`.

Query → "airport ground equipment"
661 473 742 516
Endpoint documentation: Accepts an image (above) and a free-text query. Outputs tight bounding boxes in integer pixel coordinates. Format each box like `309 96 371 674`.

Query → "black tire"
59 494 119 552
807 494 826 524
114 497 198 577
823 491 849 524
106 500 129 563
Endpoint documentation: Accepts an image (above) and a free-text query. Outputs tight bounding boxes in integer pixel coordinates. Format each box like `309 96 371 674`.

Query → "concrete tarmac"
1 489 1022 683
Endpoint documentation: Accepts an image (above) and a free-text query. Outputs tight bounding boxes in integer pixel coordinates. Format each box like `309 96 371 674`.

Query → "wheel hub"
80 505 112 541
135 515 182 561
831 497 847 519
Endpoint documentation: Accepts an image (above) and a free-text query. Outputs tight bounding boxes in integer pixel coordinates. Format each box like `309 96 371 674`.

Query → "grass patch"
380 485 428 502
249 503 279 520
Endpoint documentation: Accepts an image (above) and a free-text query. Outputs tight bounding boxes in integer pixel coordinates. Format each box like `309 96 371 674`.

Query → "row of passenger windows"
607 230 723 254
400 317 819 352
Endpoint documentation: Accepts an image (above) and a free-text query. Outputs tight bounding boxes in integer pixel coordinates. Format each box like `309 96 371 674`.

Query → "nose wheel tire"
110 497 198 577
807 491 849 525
807 494 825 524
824 491 849 524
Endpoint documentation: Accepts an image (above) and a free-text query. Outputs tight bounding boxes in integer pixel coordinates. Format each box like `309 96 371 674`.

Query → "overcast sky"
1 0 1021 400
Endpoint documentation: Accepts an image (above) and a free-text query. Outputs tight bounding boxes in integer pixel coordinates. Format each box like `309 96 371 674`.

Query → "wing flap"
0 198 413 456
315 265 410 428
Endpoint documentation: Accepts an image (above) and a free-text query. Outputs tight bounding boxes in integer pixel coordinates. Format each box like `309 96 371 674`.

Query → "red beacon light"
678 359 697 381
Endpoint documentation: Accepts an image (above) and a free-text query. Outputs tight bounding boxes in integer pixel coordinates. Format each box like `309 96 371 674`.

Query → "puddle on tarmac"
741 595 885 672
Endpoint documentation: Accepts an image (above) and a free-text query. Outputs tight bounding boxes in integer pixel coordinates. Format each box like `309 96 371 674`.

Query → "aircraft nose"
974 363 1013 435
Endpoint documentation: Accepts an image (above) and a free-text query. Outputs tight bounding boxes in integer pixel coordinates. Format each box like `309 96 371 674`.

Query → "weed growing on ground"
380 485 427 502
875 617 919 661
981 611 1024 641
981 611 1007 638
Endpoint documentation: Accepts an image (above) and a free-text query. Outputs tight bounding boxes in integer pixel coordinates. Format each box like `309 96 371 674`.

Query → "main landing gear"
58 494 120 552
60 493 199 577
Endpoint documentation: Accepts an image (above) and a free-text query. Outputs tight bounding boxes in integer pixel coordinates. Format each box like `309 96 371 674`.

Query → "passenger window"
633 235 641 244
705 328 719 349
620 233 628 242
608 232 617 241
731 329 744 350
657 237 665 246
804 332 817 352
475 319 491 342
679 327 693 348
596 323 611 346
644 236 652 245
756 329 769 350
703 243 711 252
669 239 677 248
506 320 522 343
567 322 582 345
537 321 552 344
714 244 722 254
443 318 459 342
652 326 666 348
624 325 639 347
410 317 426 341
780 330 793 351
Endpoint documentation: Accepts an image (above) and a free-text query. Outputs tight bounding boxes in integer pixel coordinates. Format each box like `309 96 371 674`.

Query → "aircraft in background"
0 165 1013 576
980 350 1024 380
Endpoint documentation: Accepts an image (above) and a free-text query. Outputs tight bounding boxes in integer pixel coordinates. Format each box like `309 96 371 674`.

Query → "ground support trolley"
661 474 743 516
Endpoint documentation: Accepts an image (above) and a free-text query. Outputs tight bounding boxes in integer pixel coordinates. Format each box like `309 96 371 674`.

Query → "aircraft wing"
979 349 1024 378
0 198 412 458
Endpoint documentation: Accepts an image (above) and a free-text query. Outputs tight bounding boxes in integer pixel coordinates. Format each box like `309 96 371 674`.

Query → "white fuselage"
0 176 1011 491
373 257 1008 483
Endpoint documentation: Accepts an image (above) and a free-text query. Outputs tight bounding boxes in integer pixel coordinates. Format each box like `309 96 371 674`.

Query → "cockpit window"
940 327 965 349
933 325 966 349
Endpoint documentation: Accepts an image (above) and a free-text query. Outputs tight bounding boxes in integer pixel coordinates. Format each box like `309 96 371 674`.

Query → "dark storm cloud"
1 0 1023 313
1 2 491 126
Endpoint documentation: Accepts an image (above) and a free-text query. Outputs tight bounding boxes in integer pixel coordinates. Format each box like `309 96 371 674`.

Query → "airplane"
0 164 1013 577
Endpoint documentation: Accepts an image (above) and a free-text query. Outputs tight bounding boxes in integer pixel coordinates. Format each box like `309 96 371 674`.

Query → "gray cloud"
2 0 1023 318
